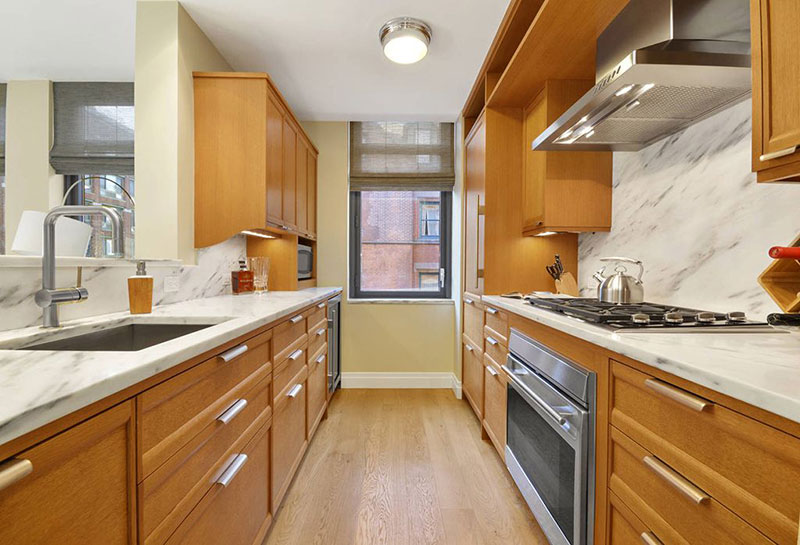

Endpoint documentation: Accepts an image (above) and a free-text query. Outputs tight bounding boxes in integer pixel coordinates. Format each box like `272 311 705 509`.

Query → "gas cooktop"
526 297 773 333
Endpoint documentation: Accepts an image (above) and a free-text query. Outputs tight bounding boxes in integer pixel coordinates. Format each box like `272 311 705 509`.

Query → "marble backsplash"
578 100 798 318
0 235 247 331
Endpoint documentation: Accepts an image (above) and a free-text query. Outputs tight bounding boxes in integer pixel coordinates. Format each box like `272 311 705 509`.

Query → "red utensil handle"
769 246 800 259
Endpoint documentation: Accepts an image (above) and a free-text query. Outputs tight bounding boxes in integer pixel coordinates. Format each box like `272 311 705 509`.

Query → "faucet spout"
37 205 125 327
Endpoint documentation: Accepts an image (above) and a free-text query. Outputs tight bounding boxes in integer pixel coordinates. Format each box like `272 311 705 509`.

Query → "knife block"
758 233 800 313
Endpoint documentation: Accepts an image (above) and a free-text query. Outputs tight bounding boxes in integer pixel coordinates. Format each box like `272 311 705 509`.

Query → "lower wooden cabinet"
271 366 309 508
307 343 328 438
608 491 656 545
0 401 137 545
462 340 484 418
482 353 507 457
166 420 272 545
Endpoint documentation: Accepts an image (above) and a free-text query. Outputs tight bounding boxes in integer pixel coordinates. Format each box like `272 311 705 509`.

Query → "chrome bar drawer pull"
219 344 248 363
644 378 711 412
316 328 325 337
0 458 33 492
643 455 709 504
217 399 248 425
317 302 325 309
465 344 474 352
464 298 474 305
287 384 303 398
288 349 303 361
486 307 498 315
486 336 498 346
487 366 498 377
760 145 797 162
316 354 325 364
290 314 303 324
640 531 663 545
216 454 248 487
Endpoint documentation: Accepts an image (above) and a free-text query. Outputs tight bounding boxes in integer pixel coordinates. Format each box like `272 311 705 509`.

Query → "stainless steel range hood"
532 0 752 152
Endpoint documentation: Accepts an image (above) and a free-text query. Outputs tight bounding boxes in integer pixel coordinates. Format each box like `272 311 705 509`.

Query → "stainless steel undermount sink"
18 323 216 351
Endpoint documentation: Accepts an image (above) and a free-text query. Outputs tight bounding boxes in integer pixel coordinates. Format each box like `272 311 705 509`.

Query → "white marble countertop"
0 287 341 448
483 296 800 424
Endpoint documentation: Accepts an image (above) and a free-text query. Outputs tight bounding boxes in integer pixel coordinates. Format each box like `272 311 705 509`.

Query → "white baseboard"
451 375 462 399
341 372 455 389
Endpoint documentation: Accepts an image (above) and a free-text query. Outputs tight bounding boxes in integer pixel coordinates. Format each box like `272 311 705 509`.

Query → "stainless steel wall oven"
503 329 596 545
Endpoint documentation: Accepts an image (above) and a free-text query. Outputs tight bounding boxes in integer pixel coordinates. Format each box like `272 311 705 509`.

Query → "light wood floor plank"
263 389 546 545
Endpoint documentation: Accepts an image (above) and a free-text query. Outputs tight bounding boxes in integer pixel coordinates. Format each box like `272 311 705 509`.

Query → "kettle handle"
599 257 644 283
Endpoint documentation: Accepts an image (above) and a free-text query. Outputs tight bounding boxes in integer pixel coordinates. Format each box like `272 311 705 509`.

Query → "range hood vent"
532 0 752 152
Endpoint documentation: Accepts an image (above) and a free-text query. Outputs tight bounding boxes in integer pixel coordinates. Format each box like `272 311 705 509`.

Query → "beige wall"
302 121 456 375
4 81 63 248
134 1 231 262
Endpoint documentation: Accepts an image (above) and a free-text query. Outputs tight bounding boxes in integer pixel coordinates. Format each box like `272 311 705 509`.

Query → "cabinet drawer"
307 343 328 438
0 401 135 545
140 375 272 545
306 302 326 334
462 340 484 419
482 353 506 457
139 332 271 478
307 319 327 358
272 366 308 508
274 312 308 363
608 490 657 545
611 361 800 544
463 294 484 348
609 427 772 545
483 329 507 364
166 420 271 545
483 305 508 345
273 347 307 403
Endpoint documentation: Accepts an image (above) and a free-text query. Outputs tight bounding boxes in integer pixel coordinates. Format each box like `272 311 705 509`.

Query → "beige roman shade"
349 121 455 191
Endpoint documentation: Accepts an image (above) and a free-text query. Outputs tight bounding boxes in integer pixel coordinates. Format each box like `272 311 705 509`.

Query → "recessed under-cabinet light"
241 230 276 239
379 17 432 64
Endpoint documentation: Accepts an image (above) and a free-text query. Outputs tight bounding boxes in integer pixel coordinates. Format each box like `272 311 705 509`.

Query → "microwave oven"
298 243 313 279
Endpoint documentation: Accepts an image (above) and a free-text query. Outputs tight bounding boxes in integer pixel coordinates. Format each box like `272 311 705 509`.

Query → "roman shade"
349 121 454 191
50 82 134 175
0 83 6 176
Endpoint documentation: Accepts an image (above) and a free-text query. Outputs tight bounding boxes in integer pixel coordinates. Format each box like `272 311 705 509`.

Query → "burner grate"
528 297 725 325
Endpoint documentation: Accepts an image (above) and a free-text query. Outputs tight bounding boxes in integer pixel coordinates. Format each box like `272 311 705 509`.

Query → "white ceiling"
181 0 511 121
0 0 136 81
0 0 510 121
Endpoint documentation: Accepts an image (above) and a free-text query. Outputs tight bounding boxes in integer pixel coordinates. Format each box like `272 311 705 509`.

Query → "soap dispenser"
128 261 154 314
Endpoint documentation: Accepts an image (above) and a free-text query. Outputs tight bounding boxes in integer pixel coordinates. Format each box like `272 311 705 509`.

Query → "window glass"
66 175 135 257
0 176 5 254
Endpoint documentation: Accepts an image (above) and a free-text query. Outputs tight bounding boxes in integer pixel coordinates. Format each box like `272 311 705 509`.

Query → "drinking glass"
248 257 270 293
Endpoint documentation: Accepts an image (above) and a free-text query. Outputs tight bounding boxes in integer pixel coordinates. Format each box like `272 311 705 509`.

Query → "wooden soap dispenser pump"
128 260 154 314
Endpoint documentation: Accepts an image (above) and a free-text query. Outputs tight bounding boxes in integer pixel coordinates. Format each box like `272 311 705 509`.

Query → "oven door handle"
502 364 567 426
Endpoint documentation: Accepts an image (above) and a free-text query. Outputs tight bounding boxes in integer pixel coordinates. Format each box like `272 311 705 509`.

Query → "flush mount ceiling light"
379 17 432 64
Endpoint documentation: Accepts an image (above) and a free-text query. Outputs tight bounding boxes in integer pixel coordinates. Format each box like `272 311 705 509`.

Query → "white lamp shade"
383 30 429 64
11 210 93 257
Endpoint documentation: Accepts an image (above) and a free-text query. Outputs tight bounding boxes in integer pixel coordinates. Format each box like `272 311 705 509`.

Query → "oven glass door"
508 386 577 539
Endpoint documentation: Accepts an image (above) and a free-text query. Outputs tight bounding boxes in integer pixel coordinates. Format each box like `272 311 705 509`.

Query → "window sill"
0 255 182 268
347 298 455 305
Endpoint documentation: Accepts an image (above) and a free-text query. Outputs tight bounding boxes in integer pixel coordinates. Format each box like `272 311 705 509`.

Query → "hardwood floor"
263 389 547 545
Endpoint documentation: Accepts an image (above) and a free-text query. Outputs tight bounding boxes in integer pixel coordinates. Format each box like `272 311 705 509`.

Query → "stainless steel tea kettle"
592 257 644 304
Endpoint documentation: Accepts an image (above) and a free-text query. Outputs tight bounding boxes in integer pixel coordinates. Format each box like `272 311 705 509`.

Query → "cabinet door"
307 345 328 439
296 138 308 234
462 341 484 419
282 119 297 229
271 368 308 508
753 0 800 178
523 90 546 230
483 355 507 457
307 152 317 237
0 401 136 545
266 95 284 226
464 118 486 294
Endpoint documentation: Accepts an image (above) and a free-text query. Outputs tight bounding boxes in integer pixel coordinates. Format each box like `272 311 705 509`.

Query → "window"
348 121 454 299
64 175 135 257
350 190 451 298
0 83 6 254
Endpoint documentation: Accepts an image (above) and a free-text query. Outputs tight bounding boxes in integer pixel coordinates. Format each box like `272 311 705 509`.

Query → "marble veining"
484 295 800 424
578 100 799 318
0 287 341 447
0 235 247 331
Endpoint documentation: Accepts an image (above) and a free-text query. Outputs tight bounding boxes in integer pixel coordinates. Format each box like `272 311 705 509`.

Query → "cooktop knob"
631 313 650 325
726 311 747 323
696 311 717 323
664 312 684 324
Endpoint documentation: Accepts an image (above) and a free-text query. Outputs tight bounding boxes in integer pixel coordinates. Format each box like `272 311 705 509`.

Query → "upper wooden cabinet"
751 0 800 182
194 72 319 247
523 81 612 235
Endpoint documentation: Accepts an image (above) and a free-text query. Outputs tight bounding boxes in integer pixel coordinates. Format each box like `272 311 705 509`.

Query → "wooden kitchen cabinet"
462 339 484 419
194 72 319 246
751 0 800 182
523 80 612 234
464 115 486 295
0 401 136 545
271 366 309 509
307 343 328 438
482 353 507 457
